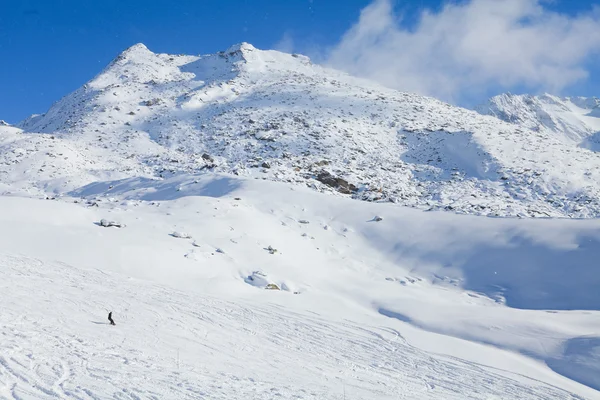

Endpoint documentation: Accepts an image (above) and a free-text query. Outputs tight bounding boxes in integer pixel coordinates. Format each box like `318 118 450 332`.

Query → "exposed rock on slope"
2 44 600 217
476 93 600 144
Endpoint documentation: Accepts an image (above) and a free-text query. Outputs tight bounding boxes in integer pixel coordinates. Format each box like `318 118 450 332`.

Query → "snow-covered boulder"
99 219 125 228
244 271 269 288
171 231 192 239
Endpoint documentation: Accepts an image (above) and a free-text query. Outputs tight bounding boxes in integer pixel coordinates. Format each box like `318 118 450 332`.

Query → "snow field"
0 175 599 398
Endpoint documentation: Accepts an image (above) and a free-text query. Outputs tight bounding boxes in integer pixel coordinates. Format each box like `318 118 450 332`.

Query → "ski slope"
2 254 584 400
2 42 600 399
1 175 599 399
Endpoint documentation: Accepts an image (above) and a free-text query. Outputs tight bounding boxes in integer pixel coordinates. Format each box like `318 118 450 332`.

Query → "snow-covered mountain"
476 93 600 145
3 43 600 398
1 43 599 217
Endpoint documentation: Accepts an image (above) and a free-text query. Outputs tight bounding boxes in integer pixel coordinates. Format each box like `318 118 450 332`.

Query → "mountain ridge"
3 43 600 397
3 43 600 218
476 93 600 142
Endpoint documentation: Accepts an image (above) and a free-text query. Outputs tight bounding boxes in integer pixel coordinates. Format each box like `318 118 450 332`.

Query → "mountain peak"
225 42 256 54
109 43 156 67
10 42 600 218
120 43 153 57
88 42 185 90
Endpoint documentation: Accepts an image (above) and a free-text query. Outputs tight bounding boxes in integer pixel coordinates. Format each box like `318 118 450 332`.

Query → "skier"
108 311 115 326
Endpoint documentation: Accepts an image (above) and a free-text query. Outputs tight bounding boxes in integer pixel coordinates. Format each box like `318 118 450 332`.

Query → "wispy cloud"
326 0 600 102
273 31 295 54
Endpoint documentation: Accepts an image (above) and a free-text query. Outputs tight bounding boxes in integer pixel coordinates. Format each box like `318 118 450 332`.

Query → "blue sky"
1 0 599 123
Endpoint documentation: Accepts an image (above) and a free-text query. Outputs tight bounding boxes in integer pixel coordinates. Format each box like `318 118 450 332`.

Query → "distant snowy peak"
93 41 311 89
89 43 193 88
476 93 600 142
17 42 316 134
590 105 600 118
119 42 152 57
224 41 256 54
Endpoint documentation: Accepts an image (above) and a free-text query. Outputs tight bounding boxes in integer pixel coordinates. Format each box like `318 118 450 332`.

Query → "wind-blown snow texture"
5 43 600 217
2 43 600 399
1 178 599 399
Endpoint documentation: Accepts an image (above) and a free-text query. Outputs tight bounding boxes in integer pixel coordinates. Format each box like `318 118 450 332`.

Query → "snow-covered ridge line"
476 93 600 143
2 43 600 217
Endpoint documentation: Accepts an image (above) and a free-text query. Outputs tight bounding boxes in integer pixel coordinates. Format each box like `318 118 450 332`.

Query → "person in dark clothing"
108 311 115 325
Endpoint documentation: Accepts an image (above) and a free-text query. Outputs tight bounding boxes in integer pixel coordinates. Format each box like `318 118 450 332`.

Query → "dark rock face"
316 170 358 194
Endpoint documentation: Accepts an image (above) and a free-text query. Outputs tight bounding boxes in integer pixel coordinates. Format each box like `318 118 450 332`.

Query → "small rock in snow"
171 231 192 239
265 245 278 254
99 219 126 228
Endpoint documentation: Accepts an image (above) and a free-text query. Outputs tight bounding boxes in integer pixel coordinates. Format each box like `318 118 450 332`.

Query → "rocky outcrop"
316 171 358 195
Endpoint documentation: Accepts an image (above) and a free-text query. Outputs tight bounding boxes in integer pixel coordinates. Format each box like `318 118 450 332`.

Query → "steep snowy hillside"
5 43 600 217
476 93 600 144
4 42 600 399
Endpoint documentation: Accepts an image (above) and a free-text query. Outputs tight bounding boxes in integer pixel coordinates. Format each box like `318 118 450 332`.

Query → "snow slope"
1 175 600 398
0 254 588 400
4 43 600 217
476 94 600 144
2 43 600 398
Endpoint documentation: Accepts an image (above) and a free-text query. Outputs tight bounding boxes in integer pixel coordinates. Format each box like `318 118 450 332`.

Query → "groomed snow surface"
2 42 600 399
1 175 600 399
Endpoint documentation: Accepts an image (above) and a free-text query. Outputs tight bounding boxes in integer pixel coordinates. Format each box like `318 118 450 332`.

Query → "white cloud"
326 0 600 102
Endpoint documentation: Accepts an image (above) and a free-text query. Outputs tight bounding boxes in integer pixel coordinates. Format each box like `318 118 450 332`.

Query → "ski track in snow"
0 255 586 400
1 42 600 399
0 176 598 398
